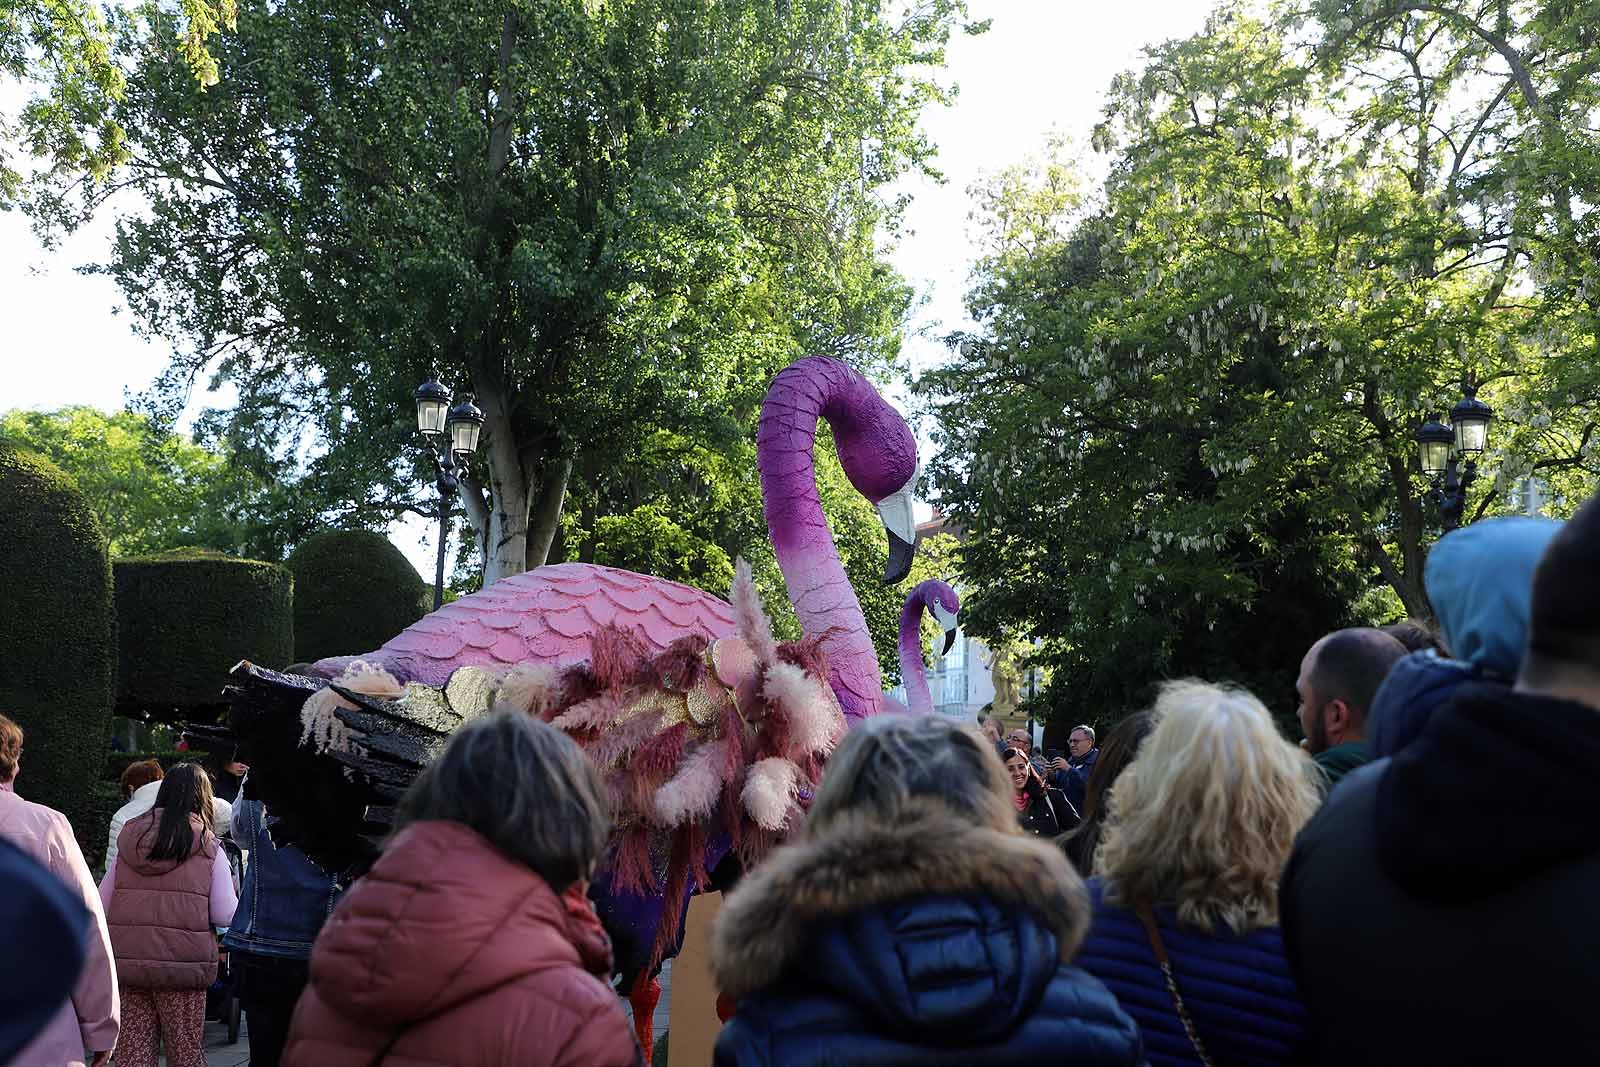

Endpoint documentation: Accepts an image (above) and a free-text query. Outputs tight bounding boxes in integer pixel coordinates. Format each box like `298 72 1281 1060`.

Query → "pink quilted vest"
107 809 219 990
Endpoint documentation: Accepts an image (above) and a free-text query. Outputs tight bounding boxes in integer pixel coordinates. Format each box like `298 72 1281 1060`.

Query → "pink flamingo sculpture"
264 356 918 1048
311 356 919 713
899 579 961 714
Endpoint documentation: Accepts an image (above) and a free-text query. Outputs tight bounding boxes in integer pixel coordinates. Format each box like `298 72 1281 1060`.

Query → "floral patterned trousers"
114 989 206 1067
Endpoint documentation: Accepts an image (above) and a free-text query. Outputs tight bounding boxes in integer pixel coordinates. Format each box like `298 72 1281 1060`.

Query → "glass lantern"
1450 392 1494 456
1416 418 1453 477
447 396 485 460
414 378 451 437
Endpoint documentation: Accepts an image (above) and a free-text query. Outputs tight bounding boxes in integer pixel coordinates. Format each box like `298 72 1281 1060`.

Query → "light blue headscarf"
1425 516 1563 674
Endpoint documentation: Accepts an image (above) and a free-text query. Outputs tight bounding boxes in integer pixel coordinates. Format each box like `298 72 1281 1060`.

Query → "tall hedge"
0 447 116 842
287 529 427 663
115 551 294 718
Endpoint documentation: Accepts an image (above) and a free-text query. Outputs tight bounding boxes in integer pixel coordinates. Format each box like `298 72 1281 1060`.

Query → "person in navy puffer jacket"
711 713 1142 1067
1367 516 1561 759
1075 680 1322 1067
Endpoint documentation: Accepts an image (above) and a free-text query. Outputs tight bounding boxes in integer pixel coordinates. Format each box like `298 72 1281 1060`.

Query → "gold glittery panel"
398 683 461 734
444 667 498 722
686 678 730 726
624 688 692 730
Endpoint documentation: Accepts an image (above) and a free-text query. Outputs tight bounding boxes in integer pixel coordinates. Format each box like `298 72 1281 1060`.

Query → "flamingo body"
312 563 738 685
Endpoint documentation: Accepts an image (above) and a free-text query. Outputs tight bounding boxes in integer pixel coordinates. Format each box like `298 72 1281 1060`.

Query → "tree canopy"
1 0 237 208
920 1 1600 725
41 0 977 591
0 405 285 558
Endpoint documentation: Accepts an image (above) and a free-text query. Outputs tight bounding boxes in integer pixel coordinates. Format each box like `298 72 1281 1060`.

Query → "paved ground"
176 960 674 1065
163 1017 248 1067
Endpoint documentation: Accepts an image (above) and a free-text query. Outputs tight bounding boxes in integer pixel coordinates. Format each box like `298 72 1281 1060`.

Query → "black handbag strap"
1135 901 1217 1067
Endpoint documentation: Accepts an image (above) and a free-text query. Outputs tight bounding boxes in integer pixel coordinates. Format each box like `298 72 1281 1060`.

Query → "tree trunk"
482 460 532 586
524 457 572 571
457 377 535 587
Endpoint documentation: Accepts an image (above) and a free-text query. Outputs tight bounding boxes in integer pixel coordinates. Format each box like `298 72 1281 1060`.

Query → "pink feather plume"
587 708 665 770
610 827 657 896
763 661 844 758
652 741 724 826
551 689 627 732
730 558 779 667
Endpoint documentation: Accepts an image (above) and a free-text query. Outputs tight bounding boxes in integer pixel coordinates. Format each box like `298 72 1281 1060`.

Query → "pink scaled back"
311 563 738 686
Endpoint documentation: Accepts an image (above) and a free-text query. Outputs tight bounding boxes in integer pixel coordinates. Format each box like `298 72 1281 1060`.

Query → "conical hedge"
114 551 294 719
287 529 427 663
0 447 116 842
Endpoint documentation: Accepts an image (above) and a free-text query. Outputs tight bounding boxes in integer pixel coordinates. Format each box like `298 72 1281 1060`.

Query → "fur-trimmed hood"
713 808 1090 1001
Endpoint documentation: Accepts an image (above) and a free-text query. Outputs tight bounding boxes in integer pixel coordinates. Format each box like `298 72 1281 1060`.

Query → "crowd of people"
2 488 1597 1066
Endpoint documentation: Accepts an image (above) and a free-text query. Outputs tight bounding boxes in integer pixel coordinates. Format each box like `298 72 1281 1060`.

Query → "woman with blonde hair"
1074 680 1320 1067
711 712 1141 1065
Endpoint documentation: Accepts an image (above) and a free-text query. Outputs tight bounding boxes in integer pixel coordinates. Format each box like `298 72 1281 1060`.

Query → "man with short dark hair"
1280 492 1600 1064
1295 628 1407 789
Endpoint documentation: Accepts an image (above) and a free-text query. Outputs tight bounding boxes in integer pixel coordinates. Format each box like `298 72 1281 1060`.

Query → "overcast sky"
0 0 1213 575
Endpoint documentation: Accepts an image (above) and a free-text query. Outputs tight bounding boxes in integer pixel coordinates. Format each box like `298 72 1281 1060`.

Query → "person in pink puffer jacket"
0 713 120 1067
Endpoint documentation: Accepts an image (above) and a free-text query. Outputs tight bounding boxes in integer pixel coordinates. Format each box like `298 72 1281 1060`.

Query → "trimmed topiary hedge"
115 550 294 719
0 447 116 846
287 529 427 663
101 749 187 785
82 779 125 875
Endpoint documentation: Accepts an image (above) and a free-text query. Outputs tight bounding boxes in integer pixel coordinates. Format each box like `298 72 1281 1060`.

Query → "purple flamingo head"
820 368 919 583
913 579 962 656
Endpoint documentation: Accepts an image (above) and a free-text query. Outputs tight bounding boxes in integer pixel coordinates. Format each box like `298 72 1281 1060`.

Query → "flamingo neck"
757 358 883 722
899 591 933 715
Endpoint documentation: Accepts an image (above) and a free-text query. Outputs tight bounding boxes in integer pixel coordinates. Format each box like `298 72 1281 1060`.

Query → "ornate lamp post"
414 376 484 610
1416 383 1494 532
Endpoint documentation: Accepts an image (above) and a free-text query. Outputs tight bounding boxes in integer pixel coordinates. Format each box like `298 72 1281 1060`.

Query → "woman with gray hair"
711 713 1141 1065
1073 680 1320 1067
281 709 639 1066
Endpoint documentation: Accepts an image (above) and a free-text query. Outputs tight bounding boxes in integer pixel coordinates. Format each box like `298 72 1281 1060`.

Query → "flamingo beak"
932 602 959 655
876 479 918 584
885 528 915 585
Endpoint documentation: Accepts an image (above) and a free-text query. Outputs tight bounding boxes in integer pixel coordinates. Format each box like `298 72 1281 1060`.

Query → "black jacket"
711 808 1141 1066
1018 781 1073 838
1281 683 1600 1065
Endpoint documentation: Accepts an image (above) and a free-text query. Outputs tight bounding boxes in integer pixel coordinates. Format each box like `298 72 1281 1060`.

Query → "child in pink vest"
99 763 237 1067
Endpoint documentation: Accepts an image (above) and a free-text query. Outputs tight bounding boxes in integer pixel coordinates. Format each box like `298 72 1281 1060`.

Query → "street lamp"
1415 382 1494 531
414 376 483 610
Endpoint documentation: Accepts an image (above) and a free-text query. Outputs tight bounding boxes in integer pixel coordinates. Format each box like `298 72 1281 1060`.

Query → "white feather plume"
297 659 401 755
496 663 563 718
742 757 800 831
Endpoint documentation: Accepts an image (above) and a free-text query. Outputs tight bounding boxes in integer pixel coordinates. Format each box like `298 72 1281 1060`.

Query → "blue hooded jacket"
1368 516 1561 758
711 810 1142 1067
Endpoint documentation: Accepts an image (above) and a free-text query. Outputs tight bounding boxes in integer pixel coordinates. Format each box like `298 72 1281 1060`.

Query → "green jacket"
1313 741 1370 791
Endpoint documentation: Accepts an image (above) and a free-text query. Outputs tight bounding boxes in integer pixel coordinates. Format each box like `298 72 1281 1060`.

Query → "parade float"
218 356 958 1047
